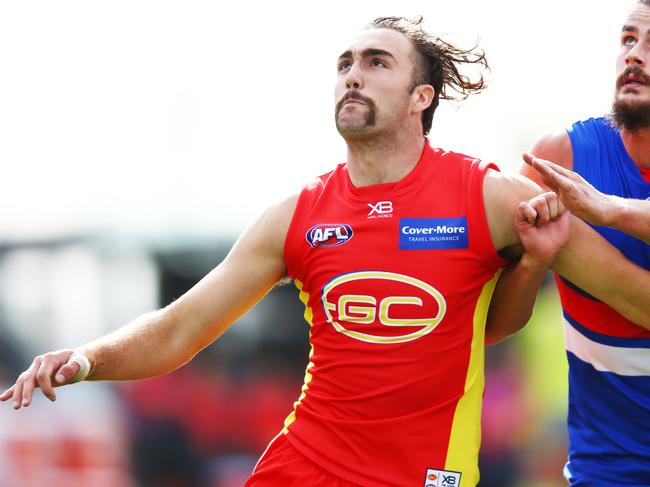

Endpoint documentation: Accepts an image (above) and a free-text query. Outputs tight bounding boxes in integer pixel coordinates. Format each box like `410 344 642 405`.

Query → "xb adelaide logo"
424 468 462 487
322 271 446 344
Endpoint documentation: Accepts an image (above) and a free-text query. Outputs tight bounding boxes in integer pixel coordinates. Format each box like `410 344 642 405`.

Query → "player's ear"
411 84 435 114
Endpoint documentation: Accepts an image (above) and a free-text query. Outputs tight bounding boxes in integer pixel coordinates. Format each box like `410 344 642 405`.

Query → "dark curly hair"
369 16 489 135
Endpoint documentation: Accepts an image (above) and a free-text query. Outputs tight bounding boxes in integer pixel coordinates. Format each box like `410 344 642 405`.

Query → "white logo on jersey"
424 468 462 487
306 223 354 248
367 201 393 219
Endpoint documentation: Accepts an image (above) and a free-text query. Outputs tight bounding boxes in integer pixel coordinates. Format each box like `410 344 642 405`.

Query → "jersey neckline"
339 139 436 200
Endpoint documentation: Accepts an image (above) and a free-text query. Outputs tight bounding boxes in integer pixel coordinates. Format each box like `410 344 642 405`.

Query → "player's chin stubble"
335 92 377 133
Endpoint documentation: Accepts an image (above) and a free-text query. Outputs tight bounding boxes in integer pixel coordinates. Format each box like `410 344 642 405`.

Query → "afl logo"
306 223 354 248
322 271 446 344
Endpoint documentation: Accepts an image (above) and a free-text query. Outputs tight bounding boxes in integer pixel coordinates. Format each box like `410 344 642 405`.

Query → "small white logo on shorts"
424 468 462 487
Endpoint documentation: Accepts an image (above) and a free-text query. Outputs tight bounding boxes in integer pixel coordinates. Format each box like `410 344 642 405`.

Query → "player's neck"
621 128 650 170
344 130 426 187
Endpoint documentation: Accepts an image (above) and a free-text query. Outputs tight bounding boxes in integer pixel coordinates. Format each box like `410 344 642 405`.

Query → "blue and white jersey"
559 117 650 486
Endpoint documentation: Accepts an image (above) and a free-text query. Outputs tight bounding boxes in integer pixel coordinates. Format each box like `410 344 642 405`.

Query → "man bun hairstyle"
370 16 489 135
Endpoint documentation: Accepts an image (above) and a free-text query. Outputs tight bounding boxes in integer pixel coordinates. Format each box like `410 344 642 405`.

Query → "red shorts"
244 433 360 486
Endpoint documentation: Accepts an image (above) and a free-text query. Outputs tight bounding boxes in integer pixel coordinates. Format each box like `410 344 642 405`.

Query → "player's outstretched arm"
0 194 298 409
485 170 650 343
520 131 650 327
484 171 569 344
525 153 650 243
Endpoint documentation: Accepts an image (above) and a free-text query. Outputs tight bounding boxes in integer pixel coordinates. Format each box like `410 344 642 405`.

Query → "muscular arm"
525 129 650 242
1 194 298 408
606 197 650 243
485 163 650 344
524 131 650 322
527 154 650 243
486 131 574 344
485 254 552 345
484 171 569 344
552 217 650 326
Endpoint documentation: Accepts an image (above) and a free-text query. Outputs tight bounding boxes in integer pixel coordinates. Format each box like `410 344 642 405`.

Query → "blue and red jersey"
561 117 650 486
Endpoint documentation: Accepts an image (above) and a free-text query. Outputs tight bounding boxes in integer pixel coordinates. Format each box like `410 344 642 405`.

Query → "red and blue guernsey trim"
561 117 650 486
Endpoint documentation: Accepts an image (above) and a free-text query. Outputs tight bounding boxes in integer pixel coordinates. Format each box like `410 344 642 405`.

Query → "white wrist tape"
68 351 92 383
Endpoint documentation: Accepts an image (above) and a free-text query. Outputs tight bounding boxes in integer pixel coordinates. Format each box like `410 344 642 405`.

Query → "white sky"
0 0 637 242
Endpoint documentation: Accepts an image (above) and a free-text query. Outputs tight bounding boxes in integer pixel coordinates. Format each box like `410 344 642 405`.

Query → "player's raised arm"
525 153 650 243
485 169 650 344
0 194 298 410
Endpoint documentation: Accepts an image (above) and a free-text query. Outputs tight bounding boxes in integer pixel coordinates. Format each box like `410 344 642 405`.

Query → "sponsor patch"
306 223 353 248
423 468 462 487
399 217 468 250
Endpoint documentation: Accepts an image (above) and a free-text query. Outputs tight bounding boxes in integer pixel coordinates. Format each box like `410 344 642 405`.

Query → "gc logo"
322 271 446 344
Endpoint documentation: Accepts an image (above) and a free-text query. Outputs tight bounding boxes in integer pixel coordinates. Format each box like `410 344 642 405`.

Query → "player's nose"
625 42 647 68
345 63 364 90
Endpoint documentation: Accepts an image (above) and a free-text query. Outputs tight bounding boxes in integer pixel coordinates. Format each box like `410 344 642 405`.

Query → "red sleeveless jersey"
282 140 508 487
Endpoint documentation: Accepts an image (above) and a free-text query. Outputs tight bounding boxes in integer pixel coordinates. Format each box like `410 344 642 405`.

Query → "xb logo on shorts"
322 271 446 344
306 223 354 248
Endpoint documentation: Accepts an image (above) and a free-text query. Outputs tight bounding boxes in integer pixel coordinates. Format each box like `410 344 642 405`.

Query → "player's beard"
335 91 377 134
611 66 650 131
611 99 650 131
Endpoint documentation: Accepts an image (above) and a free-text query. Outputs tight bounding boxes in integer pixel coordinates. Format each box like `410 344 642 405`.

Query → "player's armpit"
552 217 650 330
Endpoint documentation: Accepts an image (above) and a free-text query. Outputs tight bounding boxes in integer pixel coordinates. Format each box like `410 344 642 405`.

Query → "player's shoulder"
530 116 612 171
252 193 300 240
484 168 542 207
481 169 543 253
522 126 575 187
297 163 344 196
529 128 573 170
431 147 493 176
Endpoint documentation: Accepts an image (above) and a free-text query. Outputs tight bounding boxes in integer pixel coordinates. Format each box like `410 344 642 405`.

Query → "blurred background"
0 1 637 486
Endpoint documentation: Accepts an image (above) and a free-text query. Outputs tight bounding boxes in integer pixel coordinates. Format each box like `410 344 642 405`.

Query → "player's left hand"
0 349 81 409
514 191 570 268
523 153 616 227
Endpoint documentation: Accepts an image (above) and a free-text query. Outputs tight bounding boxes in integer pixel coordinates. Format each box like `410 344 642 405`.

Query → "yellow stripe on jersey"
283 279 315 434
444 270 502 486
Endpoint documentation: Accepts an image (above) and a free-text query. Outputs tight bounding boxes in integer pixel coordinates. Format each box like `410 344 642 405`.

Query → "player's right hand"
0 349 80 410
523 152 615 227
514 191 570 268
